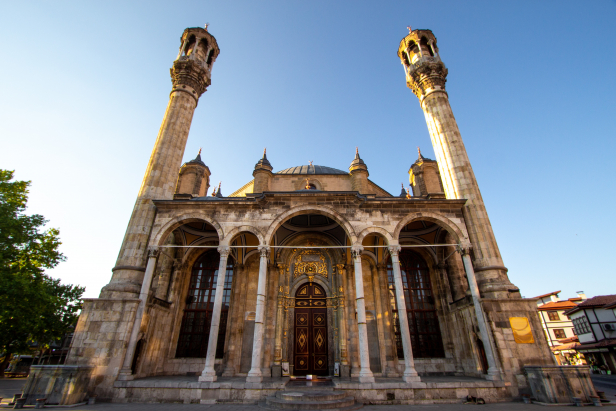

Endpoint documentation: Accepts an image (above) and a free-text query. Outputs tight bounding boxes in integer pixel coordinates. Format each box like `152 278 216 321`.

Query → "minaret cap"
254 148 273 171
349 147 368 173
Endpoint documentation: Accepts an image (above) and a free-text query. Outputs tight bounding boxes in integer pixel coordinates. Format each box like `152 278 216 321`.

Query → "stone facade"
61 26 580 405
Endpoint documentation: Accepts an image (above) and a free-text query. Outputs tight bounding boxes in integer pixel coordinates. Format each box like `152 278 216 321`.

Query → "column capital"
387 245 401 257
258 245 270 258
147 247 160 259
457 242 473 256
351 245 364 259
217 245 230 258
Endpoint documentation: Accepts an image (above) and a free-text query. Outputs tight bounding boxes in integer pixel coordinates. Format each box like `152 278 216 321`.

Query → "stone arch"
151 212 224 247
264 205 357 245
393 212 467 244
223 225 264 246
356 227 394 246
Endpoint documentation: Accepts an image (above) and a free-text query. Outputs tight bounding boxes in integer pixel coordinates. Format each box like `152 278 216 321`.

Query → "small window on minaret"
420 37 434 57
206 49 214 65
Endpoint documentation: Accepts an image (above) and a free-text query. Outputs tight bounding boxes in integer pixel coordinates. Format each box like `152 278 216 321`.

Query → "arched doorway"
294 283 328 376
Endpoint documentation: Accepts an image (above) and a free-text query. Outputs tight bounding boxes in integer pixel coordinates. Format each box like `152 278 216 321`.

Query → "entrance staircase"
260 378 362 411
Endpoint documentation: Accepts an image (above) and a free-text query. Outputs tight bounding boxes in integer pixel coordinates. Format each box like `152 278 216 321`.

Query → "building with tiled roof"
563 294 616 374
534 291 586 365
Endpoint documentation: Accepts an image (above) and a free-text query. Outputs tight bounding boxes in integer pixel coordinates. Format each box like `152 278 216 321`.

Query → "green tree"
0 170 84 375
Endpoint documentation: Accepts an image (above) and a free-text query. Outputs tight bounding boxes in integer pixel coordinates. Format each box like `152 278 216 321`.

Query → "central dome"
276 165 347 175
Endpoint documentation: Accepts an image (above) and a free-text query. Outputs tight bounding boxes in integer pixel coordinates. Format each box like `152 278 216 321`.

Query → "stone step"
264 396 357 410
276 391 348 401
259 399 363 411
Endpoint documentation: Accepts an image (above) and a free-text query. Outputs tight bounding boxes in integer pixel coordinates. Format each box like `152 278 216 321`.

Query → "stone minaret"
398 29 516 299
101 27 220 298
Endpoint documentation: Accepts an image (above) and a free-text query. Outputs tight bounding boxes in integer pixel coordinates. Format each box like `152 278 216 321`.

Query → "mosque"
52 26 594 405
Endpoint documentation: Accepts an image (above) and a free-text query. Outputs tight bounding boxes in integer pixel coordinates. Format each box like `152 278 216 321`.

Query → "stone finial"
399 183 407 198
407 26 412 33
215 181 223 198
211 186 216 196
204 23 209 31
406 188 412 199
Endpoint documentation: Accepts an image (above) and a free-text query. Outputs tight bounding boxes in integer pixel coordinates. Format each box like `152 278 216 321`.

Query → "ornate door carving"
294 283 328 376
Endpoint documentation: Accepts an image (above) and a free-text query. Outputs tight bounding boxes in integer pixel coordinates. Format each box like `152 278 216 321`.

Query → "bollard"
35 398 47 409
13 398 26 409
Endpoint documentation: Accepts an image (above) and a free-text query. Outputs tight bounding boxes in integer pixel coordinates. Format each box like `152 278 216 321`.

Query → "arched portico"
223 225 265 246
151 213 224 247
264 205 358 245
393 212 467 244
356 227 394 246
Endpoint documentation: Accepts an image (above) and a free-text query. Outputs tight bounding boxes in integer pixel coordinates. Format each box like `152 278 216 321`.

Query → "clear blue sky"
1 1 614 299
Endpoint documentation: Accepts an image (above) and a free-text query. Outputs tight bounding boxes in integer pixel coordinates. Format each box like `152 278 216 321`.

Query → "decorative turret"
398 27 517 298
253 148 273 193
175 149 211 197
349 147 369 194
399 183 407 198
409 147 444 199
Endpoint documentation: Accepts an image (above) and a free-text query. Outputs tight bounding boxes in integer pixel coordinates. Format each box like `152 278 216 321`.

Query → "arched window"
420 37 434 57
176 250 234 358
387 250 444 358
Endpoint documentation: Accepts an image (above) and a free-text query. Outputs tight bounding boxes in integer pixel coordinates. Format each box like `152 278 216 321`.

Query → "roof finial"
309 160 313 166
211 186 216 196
264 147 267 155
218 181 221 189
407 26 412 34
402 182 404 189
406 187 412 199
198 147 202 155
204 23 209 31
356 147 359 155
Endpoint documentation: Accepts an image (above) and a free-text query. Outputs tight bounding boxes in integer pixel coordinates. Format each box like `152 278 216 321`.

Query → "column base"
246 368 263 383
358 375 375 383
402 373 422 383
116 368 134 381
199 374 217 382
246 375 263 383
485 369 502 381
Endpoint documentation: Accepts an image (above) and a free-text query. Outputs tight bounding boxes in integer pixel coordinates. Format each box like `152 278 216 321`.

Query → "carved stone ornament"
258 246 271 259
293 249 327 279
457 243 473 256
387 245 401 258
170 59 210 98
217 245 230 258
147 247 160 259
351 246 363 259
406 58 448 99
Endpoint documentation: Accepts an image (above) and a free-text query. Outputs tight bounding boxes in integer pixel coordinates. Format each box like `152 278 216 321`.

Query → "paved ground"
0 376 614 410
592 374 616 401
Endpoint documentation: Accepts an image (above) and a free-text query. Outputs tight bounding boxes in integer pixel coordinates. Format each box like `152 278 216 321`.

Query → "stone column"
388 246 421 382
351 246 375 383
459 244 501 380
272 263 287 377
199 246 230 382
247 246 270 383
101 28 219 299
117 248 159 380
336 264 349 373
398 29 515 299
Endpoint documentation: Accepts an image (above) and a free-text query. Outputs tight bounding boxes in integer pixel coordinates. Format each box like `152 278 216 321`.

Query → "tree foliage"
0 170 84 374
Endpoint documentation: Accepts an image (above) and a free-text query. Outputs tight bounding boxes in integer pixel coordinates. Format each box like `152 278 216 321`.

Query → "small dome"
276 165 347 175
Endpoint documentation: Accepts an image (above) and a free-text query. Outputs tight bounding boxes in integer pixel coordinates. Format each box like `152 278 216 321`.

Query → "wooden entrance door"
294 283 328 376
